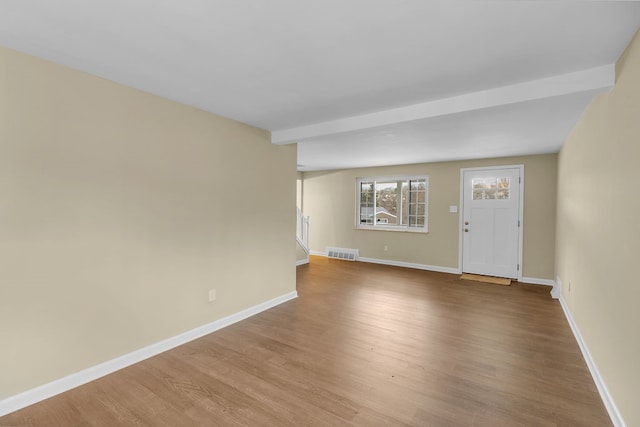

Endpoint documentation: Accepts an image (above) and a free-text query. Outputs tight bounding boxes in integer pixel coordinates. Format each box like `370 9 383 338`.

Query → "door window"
472 177 510 200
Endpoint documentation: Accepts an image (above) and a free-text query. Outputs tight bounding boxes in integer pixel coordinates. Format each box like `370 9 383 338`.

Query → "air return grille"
326 247 359 261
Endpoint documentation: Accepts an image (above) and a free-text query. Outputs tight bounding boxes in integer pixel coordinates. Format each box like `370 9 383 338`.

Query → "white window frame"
356 175 429 233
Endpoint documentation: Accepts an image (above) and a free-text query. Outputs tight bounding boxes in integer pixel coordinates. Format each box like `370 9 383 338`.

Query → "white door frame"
457 165 524 281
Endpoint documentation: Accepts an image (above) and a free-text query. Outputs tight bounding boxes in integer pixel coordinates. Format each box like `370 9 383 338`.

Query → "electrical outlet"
208 289 217 302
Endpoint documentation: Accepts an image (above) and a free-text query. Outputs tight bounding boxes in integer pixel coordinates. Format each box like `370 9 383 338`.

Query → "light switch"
449 205 458 213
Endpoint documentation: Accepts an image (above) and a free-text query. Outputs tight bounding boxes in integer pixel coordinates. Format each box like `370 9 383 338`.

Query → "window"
472 176 511 200
356 175 428 232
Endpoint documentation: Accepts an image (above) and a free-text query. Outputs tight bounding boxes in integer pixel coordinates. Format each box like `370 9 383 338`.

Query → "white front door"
462 166 522 279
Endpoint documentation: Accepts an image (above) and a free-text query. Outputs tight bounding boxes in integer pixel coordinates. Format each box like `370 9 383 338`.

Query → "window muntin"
357 176 428 232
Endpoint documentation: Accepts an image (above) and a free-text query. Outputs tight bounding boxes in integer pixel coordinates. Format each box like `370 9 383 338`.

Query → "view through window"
357 176 428 232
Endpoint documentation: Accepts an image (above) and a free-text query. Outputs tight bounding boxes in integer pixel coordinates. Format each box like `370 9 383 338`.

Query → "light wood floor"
1 256 611 426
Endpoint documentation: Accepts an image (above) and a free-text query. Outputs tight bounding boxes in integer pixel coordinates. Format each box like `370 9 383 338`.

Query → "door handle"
464 228 469 232
465 221 469 225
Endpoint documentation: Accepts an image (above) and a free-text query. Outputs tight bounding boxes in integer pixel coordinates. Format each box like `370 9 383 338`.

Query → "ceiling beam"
271 64 614 145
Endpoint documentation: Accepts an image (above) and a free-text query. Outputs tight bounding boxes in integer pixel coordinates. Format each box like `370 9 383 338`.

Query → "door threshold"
460 273 512 286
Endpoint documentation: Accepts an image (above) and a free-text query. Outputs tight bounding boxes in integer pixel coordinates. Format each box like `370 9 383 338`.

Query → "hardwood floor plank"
1 256 611 426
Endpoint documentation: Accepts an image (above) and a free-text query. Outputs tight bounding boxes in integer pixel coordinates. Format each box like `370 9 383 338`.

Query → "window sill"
356 226 428 234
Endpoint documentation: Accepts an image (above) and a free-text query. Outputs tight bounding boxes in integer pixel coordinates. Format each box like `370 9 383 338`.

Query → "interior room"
1 2 639 426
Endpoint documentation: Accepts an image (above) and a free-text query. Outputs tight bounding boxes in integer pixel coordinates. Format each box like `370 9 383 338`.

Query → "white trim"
358 256 460 275
296 258 309 266
459 165 525 281
0 291 298 417
517 166 525 282
272 65 614 144
519 277 555 287
310 251 460 275
551 276 562 299
458 172 464 275
355 174 427 182
558 296 625 427
313 254 546 284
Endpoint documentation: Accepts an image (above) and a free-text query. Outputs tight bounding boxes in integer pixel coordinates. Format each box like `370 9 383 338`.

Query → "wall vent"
326 247 359 261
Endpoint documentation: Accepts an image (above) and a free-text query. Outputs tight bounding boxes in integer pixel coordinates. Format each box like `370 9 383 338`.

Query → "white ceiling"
0 1 639 171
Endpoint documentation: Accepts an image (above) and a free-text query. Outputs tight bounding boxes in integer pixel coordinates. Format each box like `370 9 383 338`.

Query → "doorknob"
464 228 469 232
464 221 469 225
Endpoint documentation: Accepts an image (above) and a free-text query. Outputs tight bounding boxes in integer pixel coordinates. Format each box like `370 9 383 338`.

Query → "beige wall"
303 154 556 279
0 46 297 398
556 30 640 426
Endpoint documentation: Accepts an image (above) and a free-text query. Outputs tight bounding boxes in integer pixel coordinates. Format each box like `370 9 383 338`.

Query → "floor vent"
326 247 359 261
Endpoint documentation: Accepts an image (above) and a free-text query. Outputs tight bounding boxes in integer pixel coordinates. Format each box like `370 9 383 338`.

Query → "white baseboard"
520 276 555 286
0 291 298 417
314 252 552 286
558 296 625 427
295 258 309 266
356 256 460 275
551 276 562 299
311 253 553 285
309 251 459 274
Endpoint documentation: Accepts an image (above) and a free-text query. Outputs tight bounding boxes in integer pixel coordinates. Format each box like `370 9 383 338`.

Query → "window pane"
376 181 398 225
360 183 373 202
408 179 427 228
411 179 426 190
408 215 425 226
496 177 510 199
498 177 510 189
360 183 373 204
473 188 483 200
483 177 496 199
359 182 374 224
484 177 497 189
400 182 408 225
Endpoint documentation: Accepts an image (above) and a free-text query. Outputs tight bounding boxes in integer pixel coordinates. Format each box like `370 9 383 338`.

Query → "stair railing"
296 207 310 254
